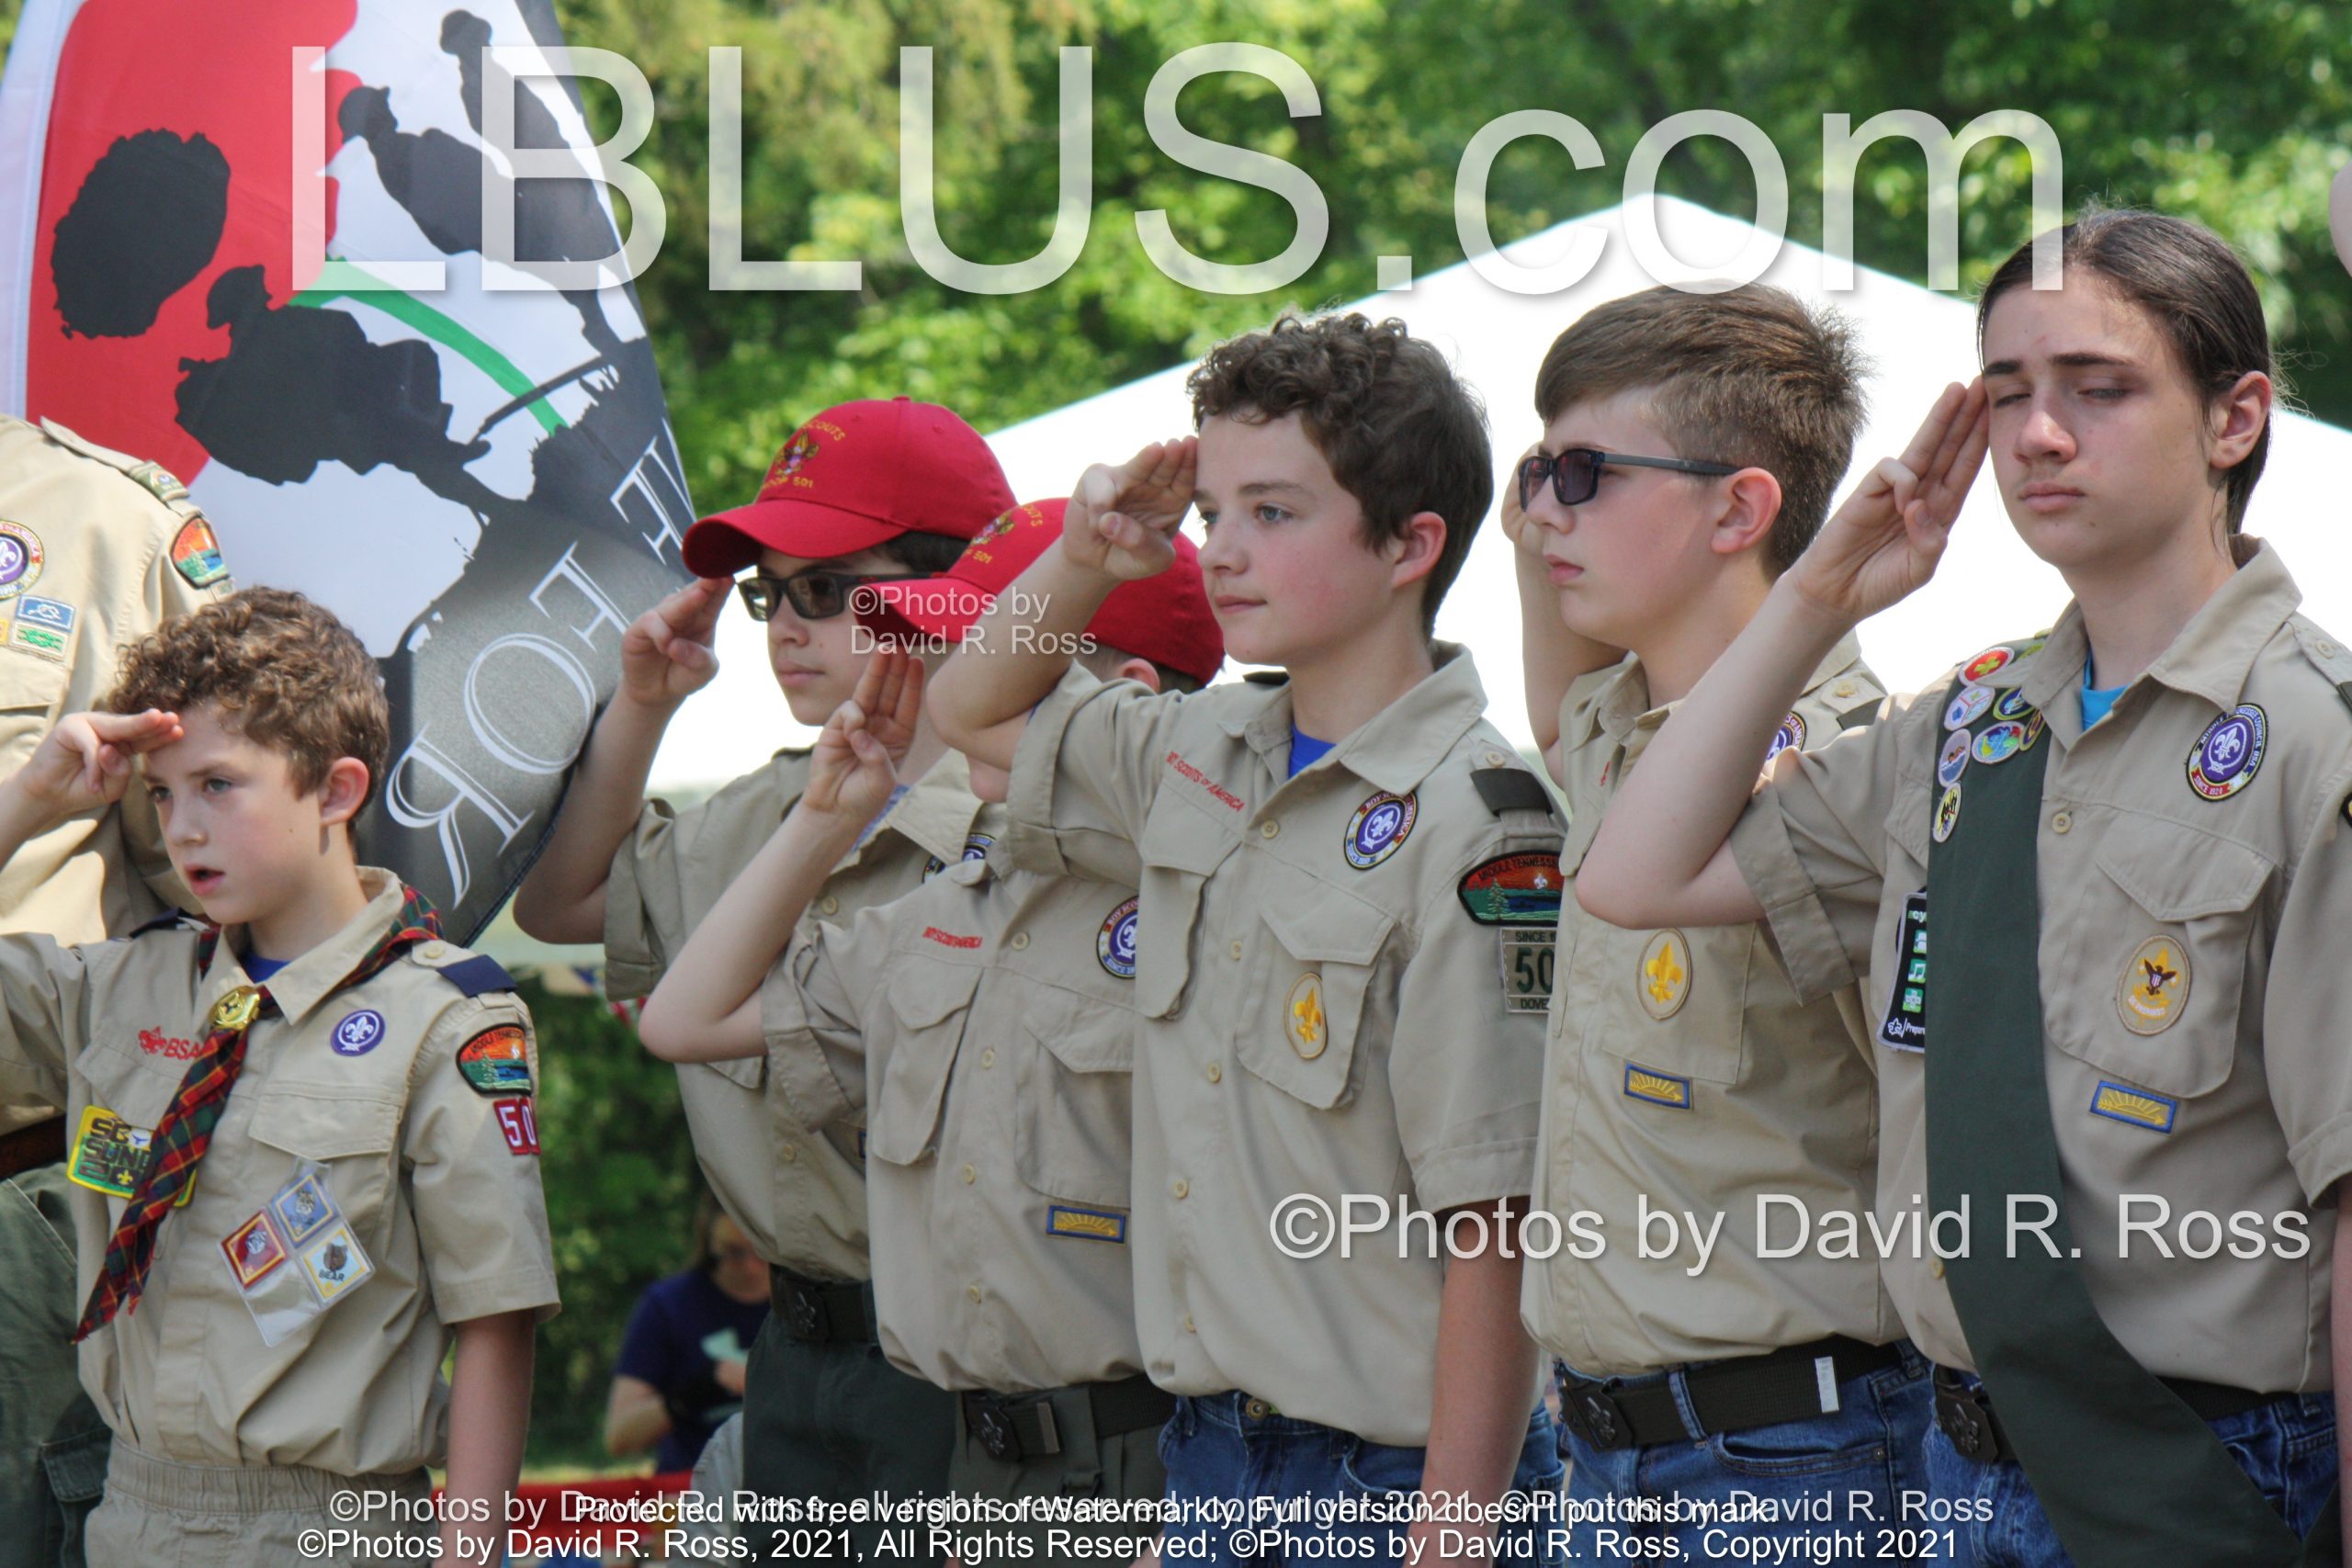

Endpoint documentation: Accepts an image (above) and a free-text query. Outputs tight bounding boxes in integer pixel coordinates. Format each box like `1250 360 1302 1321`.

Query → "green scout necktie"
1922 674 2338 1566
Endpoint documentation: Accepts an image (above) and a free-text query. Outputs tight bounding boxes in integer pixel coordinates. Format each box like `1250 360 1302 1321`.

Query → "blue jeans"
1920 1371 2338 1567
1558 1343 1939 1562
1158 1393 1566 1566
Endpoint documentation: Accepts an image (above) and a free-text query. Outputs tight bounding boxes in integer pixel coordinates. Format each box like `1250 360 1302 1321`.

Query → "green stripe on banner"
290 259 566 434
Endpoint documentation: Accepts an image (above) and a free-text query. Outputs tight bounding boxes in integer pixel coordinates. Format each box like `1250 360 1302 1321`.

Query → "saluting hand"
1788 379 1990 625
619 577 728 709
16 709 185 821
1061 438 1196 581
805 651 922 820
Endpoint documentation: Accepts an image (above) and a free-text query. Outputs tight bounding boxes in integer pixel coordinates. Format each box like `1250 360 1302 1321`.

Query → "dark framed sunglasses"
1517 448 1738 511
736 569 930 623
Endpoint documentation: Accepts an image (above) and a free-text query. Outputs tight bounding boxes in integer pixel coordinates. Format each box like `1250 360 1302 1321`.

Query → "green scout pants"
738 1309 956 1560
947 1385 1169 1566
0 1161 109 1568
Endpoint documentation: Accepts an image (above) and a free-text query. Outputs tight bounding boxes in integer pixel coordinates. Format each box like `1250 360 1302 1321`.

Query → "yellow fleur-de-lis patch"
1636 931 1691 1021
1286 973 1327 1060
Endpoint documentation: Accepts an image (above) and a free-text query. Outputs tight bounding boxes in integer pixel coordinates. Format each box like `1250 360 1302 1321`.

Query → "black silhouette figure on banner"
49 129 229 338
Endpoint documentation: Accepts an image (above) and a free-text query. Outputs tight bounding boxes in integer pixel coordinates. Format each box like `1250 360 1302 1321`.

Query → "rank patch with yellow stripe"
1046 1204 1127 1243
1623 1064 1692 1111
2089 1080 2177 1134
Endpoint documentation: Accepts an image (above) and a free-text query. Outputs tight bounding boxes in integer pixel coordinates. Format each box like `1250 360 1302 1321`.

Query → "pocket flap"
1023 983 1134 1076
249 1088 401 1160
1139 801 1241 875
886 960 983 1029
0 654 66 716
1260 896 1395 967
2096 834 2271 921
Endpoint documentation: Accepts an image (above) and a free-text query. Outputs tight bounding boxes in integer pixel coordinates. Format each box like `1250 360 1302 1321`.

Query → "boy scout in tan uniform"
0 412 232 1567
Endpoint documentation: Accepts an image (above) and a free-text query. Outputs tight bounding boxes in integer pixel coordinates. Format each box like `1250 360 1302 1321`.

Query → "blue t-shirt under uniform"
1288 727 1335 778
2080 657 2126 729
243 953 288 982
612 1269 769 1473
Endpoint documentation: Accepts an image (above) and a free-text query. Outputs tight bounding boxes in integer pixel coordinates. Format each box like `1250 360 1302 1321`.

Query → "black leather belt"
1560 1336 1905 1451
769 1266 876 1345
1931 1365 2275 1466
0 1116 65 1183
959 1374 1176 1464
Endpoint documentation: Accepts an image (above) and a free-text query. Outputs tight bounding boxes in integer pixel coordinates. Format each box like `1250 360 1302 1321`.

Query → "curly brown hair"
1186 310 1492 637
105 587 389 813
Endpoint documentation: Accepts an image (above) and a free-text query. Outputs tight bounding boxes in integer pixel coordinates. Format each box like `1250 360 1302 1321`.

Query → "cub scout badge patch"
330 1009 385 1056
223 1213 289 1287
1763 712 1807 765
1623 1064 1692 1110
2116 936 2188 1035
1962 646 2016 683
0 520 43 601
169 519 230 589
1634 931 1690 1021
1343 790 1417 869
2187 705 2266 801
1944 685 1994 730
1097 897 1139 978
1046 1204 1127 1243
67 1106 189 1203
2090 1080 2178 1134
300 1224 372 1301
6 594 74 661
1285 974 1328 1059
1878 892 1929 1052
457 1025 533 1096
1456 852 1564 925
271 1174 334 1244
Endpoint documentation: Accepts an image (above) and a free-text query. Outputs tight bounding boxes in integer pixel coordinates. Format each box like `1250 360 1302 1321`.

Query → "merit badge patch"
1046 1204 1127 1244
1971 720 2028 765
68 1105 158 1200
2090 1080 2177 1134
1097 897 1139 978
1993 687 2038 722
330 1009 385 1056
493 1098 540 1156
1763 712 1807 765
0 520 44 601
1932 785 1962 844
2116 936 2189 1035
223 1212 288 1288
1623 1064 1692 1110
1285 973 1328 1059
169 518 230 590
1944 685 1995 731
1634 930 1691 1021
1937 730 1972 789
299 1224 372 1301
456 1025 533 1097
2187 705 2267 801
1343 790 1418 869
1878 892 1929 1052
1962 646 2016 683
1456 852 1564 925
271 1174 335 1244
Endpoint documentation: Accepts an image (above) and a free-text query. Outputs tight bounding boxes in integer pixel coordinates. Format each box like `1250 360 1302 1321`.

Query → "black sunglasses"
736 570 930 623
1517 448 1738 511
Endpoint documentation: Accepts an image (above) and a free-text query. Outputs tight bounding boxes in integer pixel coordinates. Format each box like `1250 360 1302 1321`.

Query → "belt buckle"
1932 1377 1998 1462
1564 1382 1630 1450
781 1281 824 1342
971 1400 1022 1462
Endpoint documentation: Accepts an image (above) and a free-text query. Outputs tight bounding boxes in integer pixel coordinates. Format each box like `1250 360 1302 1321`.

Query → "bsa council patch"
1456 852 1564 925
2187 705 2266 801
1097 896 1139 978
1763 712 1807 765
457 1024 533 1096
0 520 44 601
170 518 230 590
1343 790 1418 869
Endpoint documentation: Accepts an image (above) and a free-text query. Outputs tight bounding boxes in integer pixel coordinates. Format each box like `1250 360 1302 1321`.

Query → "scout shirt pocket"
2046 827 2270 1105
245 1086 404 1237
1574 922 1753 1090
1133 801 1238 1021
1236 894 1395 1110
0 650 67 769
865 959 982 1166
1013 981 1135 1211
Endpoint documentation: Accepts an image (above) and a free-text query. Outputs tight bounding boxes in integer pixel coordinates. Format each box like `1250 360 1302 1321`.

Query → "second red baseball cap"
682 397 1016 577
864 500 1225 688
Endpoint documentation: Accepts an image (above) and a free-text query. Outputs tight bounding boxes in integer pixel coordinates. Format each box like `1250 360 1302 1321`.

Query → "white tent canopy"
651 194 2352 790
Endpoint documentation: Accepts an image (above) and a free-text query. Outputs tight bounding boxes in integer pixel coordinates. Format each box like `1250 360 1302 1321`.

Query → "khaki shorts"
85 1438 434 1568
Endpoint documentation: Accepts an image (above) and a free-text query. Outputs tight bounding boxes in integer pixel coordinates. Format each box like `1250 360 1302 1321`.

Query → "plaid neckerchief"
74 885 443 1340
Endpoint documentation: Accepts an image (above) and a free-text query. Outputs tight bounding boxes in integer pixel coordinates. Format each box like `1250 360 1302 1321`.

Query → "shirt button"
1183 1314 1197 1333
1260 821 1280 840
416 941 448 962
980 1048 995 1068
1930 1258 1946 1280
1171 1179 1190 1199
2051 810 2072 834
961 1164 977 1184
1205 1063 1222 1083
780 1144 798 1163
2320 640 2340 659
1010 932 1030 951
1229 941 1244 961
819 897 840 916
1483 750 1507 767
967 1284 983 1304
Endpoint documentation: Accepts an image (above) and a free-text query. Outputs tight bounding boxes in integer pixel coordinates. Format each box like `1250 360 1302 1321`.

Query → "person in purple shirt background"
605 1196 770 1474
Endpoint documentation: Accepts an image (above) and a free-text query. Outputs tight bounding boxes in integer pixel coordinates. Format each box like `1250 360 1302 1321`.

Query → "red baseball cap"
682 397 1016 577
863 500 1225 688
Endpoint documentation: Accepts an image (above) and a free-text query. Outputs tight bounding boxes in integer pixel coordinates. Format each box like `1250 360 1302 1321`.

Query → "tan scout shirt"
1729 541 2352 1392
0 416 227 969
605 746 983 1278
1003 647 1562 1446
0 870 560 1473
763 807 1145 1393
1525 637 1899 1377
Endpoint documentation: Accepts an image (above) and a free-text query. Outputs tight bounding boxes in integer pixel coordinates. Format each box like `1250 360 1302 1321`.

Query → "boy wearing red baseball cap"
635 503 1220 1561
513 396 1009 1551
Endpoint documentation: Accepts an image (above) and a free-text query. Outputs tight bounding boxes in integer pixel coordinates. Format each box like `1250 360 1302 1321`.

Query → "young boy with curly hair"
0 587 556 1567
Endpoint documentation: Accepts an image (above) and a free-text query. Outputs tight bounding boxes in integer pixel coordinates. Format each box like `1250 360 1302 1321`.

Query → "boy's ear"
1708 468 1784 560
317 757 371 827
1114 655 1163 695
1385 511 1449 590
2208 370 2272 470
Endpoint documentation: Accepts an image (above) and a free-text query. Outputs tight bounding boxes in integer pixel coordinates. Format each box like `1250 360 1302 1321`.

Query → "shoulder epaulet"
1471 766 1557 819
38 417 197 512
1243 671 1289 686
410 942 517 998
2287 619 2352 719
1838 704 1879 733
128 910 196 938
